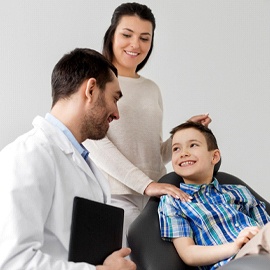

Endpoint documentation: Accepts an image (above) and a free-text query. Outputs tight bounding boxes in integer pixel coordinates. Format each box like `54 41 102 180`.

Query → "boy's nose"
180 150 190 158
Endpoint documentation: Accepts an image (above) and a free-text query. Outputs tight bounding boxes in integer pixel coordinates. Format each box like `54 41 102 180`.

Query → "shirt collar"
180 177 222 196
45 113 89 160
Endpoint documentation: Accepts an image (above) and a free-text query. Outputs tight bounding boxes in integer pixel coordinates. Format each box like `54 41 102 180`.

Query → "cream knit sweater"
83 76 172 195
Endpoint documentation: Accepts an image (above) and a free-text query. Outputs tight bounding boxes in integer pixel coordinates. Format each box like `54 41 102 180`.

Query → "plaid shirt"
158 178 270 270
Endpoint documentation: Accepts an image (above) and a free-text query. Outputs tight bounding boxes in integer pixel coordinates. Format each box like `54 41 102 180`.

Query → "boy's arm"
172 237 237 266
173 226 259 267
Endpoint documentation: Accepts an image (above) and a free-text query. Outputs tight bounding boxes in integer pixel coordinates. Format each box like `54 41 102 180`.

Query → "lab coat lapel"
67 143 110 203
33 116 110 202
86 157 111 203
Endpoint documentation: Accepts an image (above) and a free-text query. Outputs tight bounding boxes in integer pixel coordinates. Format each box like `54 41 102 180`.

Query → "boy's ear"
85 78 97 101
212 149 221 165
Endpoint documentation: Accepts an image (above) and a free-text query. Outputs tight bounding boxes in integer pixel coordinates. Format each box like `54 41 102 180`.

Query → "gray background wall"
1 0 269 200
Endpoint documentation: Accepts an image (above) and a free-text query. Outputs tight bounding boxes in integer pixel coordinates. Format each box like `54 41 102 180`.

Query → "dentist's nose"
113 107 120 120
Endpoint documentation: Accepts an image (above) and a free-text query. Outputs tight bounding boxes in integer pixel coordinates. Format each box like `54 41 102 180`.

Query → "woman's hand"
144 182 192 202
188 113 211 127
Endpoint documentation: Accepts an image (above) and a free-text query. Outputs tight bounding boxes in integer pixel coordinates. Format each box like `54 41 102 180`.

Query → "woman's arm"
84 137 191 201
84 136 152 194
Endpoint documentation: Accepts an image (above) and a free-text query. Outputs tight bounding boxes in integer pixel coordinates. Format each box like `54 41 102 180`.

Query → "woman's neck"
113 63 139 78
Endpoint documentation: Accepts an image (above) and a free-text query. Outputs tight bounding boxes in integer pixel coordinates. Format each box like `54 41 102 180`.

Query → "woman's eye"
122 34 131 38
140 37 149 42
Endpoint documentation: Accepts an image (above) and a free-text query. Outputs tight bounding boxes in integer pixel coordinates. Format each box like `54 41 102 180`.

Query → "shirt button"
235 223 239 227
206 193 209 196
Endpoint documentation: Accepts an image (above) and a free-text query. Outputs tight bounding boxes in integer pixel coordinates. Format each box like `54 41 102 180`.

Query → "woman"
84 2 211 245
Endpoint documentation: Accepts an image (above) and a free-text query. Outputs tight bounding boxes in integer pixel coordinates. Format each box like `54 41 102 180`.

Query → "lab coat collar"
32 115 110 203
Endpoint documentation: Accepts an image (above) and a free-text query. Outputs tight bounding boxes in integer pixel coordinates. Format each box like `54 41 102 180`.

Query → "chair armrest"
127 196 196 270
218 254 270 269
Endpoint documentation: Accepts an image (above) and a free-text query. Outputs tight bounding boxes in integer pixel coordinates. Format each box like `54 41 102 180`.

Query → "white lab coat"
0 116 111 270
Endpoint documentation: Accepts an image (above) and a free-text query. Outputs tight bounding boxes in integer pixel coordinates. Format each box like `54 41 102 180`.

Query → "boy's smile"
179 160 196 167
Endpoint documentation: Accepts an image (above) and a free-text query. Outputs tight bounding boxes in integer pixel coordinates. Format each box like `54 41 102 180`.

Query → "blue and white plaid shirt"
158 178 270 270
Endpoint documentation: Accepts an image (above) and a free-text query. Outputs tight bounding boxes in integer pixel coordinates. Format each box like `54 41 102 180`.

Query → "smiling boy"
158 121 270 270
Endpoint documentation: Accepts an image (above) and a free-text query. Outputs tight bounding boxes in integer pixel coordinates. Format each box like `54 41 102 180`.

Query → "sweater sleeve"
83 137 153 195
156 81 172 165
160 137 172 165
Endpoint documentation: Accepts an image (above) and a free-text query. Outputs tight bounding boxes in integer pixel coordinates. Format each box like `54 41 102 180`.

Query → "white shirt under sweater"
84 75 172 195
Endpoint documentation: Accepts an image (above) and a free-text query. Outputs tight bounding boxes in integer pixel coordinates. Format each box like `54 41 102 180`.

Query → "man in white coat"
0 48 136 270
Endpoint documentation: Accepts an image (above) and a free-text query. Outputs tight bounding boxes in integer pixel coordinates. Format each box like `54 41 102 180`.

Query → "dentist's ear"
85 78 96 99
212 149 221 165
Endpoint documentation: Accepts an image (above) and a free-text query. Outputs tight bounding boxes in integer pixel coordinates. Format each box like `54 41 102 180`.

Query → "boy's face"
171 127 220 184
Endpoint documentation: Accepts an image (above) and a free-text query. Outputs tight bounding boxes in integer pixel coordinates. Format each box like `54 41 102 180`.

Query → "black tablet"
68 196 124 265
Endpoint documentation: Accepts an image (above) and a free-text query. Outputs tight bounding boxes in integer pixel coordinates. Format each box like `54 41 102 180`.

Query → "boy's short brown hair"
170 121 219 151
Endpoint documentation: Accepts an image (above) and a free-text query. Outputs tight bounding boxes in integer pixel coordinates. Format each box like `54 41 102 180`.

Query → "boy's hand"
144 182 192 202
234 226 260 250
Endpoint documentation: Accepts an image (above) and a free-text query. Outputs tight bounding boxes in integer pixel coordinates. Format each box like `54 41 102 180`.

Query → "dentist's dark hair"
51 48 117 107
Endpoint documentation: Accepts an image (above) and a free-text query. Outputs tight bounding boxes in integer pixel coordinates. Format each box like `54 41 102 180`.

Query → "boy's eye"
190 143 198 148
172 147 180 152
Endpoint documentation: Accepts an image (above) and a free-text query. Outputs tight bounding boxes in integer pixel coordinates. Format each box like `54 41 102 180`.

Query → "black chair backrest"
127 171 270 270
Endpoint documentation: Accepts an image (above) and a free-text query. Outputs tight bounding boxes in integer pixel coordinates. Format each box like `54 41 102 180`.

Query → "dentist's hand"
96 248 136 270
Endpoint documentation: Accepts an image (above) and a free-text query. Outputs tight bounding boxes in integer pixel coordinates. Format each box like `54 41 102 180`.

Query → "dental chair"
127 169 270 270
